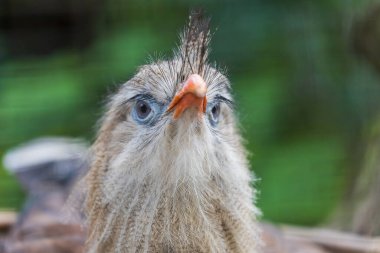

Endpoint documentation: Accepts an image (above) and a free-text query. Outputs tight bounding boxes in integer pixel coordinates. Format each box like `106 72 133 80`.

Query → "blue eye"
208 102 221 126
132 99 154 124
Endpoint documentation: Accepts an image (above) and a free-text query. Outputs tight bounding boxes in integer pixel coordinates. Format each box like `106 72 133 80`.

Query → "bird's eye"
208 103 221 126
134 100 152 121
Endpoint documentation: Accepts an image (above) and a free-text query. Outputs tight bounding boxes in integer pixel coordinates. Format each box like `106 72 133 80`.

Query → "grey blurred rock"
3 137 89 193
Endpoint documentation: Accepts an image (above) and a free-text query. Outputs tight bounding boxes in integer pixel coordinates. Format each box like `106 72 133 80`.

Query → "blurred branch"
350 119 380 235
330 2 380 236
330 107 380 236
352 3 380 74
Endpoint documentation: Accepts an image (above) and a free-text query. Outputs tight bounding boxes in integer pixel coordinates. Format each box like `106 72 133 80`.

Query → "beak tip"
188 74 207 98
168 74 208 119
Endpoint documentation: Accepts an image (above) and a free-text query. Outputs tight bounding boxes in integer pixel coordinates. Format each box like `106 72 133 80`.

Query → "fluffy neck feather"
84 114 260 253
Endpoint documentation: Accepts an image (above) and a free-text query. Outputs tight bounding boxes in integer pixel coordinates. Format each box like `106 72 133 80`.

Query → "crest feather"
179 9 211 76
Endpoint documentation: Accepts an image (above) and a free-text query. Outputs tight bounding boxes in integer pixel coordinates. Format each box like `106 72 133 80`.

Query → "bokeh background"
1 0 380 228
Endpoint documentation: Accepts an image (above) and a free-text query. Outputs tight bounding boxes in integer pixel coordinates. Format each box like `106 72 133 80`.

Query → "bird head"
91 11 249 189
85 10 259 253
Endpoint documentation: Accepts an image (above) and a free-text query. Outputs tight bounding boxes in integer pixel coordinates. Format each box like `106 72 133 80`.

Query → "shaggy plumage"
84 10 261 253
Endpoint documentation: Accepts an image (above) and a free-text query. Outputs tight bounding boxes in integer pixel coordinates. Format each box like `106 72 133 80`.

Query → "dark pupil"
212 104 220 118
140 103 148 114
136 101 151 119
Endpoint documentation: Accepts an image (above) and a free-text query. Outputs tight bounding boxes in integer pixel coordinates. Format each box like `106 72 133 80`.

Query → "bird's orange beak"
167 74 207 119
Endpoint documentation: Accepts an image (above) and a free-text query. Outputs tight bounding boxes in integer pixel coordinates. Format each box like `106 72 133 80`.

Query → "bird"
2 10 376 253
83 10 261 253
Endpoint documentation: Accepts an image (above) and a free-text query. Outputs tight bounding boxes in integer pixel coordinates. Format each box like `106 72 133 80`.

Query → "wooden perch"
282 225 380 253
0 211 17 231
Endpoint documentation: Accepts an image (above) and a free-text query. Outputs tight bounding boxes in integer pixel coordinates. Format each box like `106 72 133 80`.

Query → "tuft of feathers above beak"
178 9 211 78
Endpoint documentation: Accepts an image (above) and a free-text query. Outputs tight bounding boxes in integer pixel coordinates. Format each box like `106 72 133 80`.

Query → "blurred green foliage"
1 0 380 226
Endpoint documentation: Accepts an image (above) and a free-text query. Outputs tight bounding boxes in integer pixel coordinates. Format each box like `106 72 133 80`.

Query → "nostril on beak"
167 74 207 119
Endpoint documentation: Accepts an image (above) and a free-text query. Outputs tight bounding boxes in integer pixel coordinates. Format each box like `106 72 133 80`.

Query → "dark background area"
1 0 380 226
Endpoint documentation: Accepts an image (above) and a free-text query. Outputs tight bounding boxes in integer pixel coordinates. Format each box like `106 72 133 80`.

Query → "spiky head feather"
178 9 211 77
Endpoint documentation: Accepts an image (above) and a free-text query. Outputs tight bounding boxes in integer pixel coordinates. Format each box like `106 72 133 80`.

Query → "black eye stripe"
128 93 232 108
213 95 234 109
129 94 157 103
127 92 230 127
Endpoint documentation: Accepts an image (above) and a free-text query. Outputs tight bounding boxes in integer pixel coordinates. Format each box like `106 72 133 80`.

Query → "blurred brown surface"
0 192 85 253
282 225 380 253
261 223 329 253
0 212 16 231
